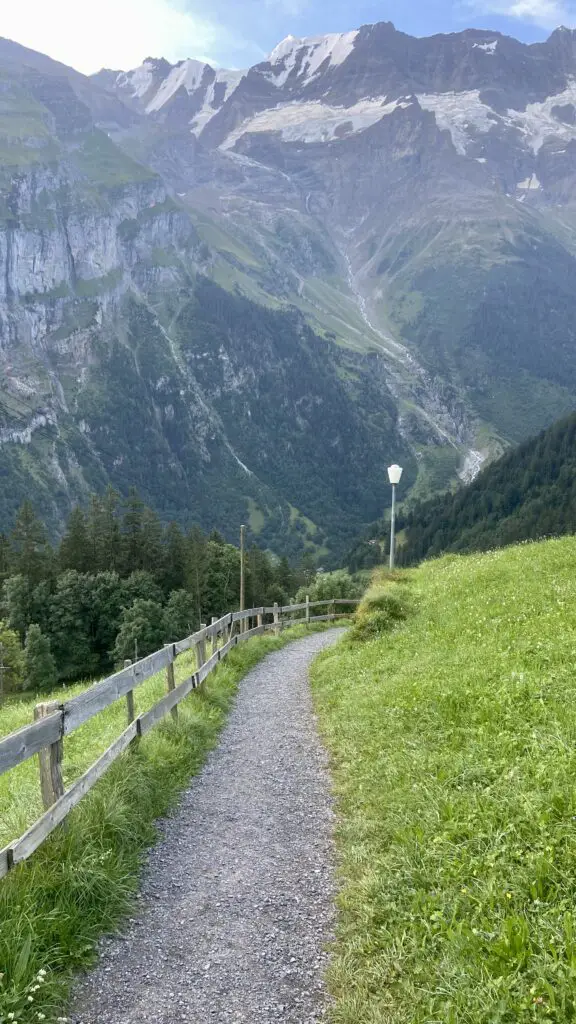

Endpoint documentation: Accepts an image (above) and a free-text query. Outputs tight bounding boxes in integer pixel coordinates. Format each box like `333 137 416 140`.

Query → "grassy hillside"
401 409 576 563
312 538 576 1023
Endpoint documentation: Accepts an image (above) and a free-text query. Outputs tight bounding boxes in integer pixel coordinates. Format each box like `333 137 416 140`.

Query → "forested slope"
400 410 576 562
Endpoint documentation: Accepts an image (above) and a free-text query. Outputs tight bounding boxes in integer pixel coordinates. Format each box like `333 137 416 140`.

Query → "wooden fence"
0 598 358 880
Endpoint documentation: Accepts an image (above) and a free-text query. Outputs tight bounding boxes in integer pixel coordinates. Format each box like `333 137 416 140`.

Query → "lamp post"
387 464 403 570
240 524 246 628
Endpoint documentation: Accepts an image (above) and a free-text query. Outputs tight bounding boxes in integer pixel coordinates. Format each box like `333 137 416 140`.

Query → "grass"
0 622 338 1024
311 537 576 1023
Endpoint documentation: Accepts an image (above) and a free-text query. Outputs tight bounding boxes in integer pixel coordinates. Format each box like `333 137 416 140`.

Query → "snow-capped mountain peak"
146 58 211 113
266 30 359 88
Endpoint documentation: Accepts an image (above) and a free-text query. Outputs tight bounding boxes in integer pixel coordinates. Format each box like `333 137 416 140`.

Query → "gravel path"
71 630 344 1024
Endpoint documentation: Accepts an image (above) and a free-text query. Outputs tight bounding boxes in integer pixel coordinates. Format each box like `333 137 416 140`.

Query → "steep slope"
400 410 576 561
0 43 411 557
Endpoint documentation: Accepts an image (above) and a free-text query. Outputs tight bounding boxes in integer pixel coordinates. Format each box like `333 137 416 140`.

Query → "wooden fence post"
257 611 263 631
124 659 135 724
306 594 310 625
273 602 280 636
33 701 64 811
164 645 178 720
196 626 207 673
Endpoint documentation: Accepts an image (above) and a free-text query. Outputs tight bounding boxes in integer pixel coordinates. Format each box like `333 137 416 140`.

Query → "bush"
295 570 362 604
347 594 409 644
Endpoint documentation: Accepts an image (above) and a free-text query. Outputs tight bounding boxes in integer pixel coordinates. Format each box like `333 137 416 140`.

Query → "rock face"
3 22 576 552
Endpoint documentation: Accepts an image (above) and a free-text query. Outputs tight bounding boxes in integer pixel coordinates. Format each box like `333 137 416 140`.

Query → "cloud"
0 0 223 73
466 0 575 27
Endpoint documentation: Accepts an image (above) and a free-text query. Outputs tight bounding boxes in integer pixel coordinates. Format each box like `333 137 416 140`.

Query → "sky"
1 0 575 75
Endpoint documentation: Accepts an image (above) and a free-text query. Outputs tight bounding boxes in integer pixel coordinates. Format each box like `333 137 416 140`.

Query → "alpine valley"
3 22 576 558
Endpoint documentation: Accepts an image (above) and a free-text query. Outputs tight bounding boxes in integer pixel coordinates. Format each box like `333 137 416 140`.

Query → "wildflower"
27 995 34 1002
7 1014 15 1021
37 1015 46 1021
37 969 47 978
506 892 512 899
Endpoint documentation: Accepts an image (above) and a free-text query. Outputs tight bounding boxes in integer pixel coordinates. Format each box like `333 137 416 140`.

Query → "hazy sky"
1 0 573 74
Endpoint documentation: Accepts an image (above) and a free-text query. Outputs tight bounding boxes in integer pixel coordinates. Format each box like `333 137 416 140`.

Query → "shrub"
295 570 362 604
347 594 409 644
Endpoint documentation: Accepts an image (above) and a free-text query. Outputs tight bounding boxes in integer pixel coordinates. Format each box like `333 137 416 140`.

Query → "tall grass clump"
346 569 414 645
0 622 336 1023
311 537 576 1023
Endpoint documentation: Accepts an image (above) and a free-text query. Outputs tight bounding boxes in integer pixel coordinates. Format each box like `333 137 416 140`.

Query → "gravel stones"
70 630 344 1024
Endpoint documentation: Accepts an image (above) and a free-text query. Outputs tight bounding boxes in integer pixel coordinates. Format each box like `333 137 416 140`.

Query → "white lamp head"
388 464 403 485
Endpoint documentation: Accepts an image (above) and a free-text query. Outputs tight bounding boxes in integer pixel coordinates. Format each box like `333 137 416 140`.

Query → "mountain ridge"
2 20 576 555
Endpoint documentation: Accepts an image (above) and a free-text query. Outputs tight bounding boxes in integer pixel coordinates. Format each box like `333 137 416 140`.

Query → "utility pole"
240 524 246 630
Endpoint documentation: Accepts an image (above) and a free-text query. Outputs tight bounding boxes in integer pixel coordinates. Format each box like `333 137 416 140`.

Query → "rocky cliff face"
3 22 576 552
98 22 576 462
0 40 413 558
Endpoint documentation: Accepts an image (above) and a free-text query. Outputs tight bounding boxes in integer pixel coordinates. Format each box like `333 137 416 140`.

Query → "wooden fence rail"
0 599 358 880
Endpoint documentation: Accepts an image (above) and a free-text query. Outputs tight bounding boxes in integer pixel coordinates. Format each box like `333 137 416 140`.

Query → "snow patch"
267 31 358 88
510 81 576 152
517 173 541 189
192 69 246 133
146 59 209 113
418 80 576 156
221 97 411 148
417 91 495 155
117 60 156 99
473 40 498 53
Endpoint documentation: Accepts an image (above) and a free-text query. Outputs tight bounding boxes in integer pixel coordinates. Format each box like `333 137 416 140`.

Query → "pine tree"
162 522 187 594
59 506 90 573
140 507 164 577
186 525 209 624
0 534 11 584
24 624 57 692
10 501 52 586
87 486 122 573
121 488 145 574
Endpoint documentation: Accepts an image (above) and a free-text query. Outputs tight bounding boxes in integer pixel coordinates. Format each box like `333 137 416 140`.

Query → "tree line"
397 411 576 564
0 487 318 695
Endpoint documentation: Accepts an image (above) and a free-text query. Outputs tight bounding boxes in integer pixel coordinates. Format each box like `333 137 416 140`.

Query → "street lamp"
387 464 403 570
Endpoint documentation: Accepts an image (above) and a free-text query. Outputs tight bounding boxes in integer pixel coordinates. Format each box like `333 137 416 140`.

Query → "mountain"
398 410 576 561
4 23 576 555
97 24 576 471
